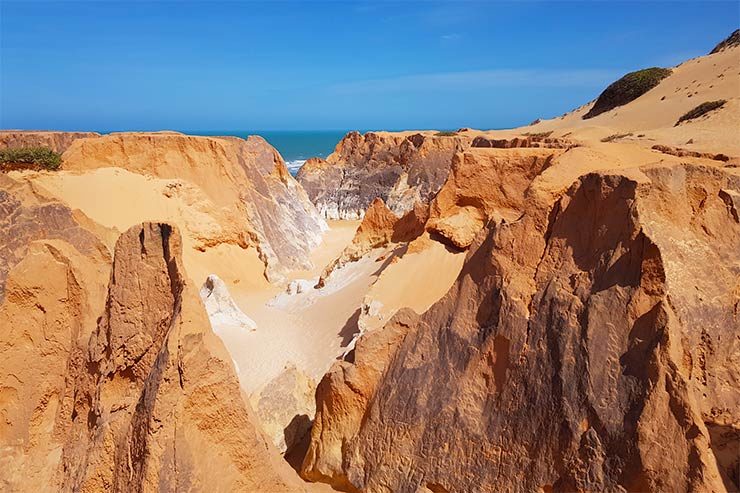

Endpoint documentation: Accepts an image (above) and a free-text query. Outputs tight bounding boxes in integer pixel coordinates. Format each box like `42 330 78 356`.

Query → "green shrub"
675 100 727 126
435 131 457 137
523 131 553 138
0 147 62 170
600 132 633 143
583 67 672 119
710 29 739 54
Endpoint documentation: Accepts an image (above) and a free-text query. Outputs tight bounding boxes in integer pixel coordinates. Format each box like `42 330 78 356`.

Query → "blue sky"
1 1 737 131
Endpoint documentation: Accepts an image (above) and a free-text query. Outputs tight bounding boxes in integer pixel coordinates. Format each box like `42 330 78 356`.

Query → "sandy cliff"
297 131 470 219
0 131 100 153
297 40 739 224
1 32 739 493
59 132 327 281
0 216 304 491
301 38 740 493
303 154 740 493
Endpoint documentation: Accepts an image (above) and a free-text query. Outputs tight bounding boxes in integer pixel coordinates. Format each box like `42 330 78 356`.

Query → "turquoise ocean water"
193 130 347 175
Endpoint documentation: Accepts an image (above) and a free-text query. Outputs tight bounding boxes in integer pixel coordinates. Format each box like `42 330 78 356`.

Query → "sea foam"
286 159 306 175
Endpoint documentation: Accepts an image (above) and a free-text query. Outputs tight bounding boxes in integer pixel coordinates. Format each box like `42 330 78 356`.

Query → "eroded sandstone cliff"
317 198 399 287
60 132 327 281
0 130 100 153
302 156 740 492
0 219 305 492
297 131 470 219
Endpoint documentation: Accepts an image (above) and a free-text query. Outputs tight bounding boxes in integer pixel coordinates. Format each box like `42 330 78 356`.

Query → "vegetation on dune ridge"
522 131 553 138
435 131 458 137
0 147 63 171
601 132 633 143
710 29 740 54
675 100 727 126
583 67 672 119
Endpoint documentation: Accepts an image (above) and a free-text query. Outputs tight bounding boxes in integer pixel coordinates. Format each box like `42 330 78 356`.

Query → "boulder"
200 274 257 332
252 365 316 454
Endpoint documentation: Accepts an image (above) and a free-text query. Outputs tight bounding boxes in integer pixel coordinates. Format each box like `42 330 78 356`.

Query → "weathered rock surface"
297 131 470 219
61 132 327 281
317 198 398 287
427 147 561 249
200 274 257 332
651 144 731 162
0 131 100 153
252 365 317 454
302 311 417 491
0 221 304 492
303 161 740 493
0 174 111 302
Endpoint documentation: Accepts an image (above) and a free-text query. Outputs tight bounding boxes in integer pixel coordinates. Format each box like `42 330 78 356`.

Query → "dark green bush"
600 132 633 143
583 67 672 119
0 147 62 170
435 131 457 137
675 100 727 126
710 29 739 54
523 131 553 138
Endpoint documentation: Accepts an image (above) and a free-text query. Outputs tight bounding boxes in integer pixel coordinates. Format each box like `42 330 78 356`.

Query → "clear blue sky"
1 1 737 131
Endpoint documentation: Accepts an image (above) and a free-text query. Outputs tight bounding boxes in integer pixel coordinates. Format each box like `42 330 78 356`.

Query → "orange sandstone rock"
304 162 740 493
317 198 398 287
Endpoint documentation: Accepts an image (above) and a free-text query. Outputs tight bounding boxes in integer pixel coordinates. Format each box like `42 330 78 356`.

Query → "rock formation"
471 135 573 149
0 174 111 302
0 130 100 153
2 33 739 493
302 311 417 491
302 158 740 492
60 132 327 281
651 143 730 162
426 147 562 249
0 221 304 492
317 198 398 287
710 29 740 54
252 365 316 454
200 274 257 332
297 131 470 219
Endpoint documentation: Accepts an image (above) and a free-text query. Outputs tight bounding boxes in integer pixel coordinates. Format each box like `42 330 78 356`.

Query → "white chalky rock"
199 274 257 331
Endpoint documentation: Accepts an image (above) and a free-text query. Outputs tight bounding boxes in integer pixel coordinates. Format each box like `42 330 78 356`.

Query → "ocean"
194 130 347 176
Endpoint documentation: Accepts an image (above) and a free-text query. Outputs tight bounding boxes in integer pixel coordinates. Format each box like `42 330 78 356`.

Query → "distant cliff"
297 130 470 219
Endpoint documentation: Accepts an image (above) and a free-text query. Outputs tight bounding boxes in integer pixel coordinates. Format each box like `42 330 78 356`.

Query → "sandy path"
219 220 368 394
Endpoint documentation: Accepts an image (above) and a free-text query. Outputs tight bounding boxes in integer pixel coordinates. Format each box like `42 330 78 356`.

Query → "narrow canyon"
1 32 738 493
